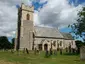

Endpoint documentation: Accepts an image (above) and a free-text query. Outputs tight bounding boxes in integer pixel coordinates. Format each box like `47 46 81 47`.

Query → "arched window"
53 41 56 46
71 41 73 45
60 41 62 46
26 14 30 20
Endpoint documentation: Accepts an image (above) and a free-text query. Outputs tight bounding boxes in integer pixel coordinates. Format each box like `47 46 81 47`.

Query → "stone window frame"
60 41 62 46
71 41 73 45
26 14 30 20
53 41 56 47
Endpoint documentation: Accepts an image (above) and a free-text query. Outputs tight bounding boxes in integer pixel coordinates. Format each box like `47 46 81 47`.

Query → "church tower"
16 3 34 50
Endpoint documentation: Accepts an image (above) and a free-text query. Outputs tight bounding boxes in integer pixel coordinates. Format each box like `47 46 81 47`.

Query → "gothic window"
60 41 62 46
57 40 59 43
53 41 56 46
26 14 30 20
33 33 35 38
47 40 49 42
71 41 73 45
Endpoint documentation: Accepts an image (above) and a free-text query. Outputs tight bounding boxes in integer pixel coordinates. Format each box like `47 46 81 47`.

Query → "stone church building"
15 3 76 51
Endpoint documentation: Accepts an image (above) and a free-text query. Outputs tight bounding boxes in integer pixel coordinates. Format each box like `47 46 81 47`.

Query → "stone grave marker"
80 46 85 60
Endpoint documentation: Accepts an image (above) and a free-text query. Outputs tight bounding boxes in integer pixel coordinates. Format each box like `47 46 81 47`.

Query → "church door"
44 44 48 50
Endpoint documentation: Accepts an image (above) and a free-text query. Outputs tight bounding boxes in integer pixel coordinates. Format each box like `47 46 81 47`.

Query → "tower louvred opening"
26 14 30 20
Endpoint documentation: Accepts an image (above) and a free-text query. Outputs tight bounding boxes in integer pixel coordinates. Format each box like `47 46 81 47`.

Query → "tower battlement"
21 3 34 12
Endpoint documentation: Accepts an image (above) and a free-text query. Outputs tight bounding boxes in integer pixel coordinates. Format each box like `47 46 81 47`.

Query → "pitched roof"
61 33 74 40
34 26 63 38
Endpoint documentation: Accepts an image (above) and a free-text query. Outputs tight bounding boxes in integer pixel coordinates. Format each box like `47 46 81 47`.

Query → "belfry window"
26 14 30 20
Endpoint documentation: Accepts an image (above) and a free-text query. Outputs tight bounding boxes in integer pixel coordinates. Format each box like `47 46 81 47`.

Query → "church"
15 3 76 51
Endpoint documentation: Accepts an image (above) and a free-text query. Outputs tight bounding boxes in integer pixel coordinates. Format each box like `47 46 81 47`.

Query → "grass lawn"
0 51 85 64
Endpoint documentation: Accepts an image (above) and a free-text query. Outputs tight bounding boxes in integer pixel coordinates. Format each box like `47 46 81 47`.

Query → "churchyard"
0 50 85 64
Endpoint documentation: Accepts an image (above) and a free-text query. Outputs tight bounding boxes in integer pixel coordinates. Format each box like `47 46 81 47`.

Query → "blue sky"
32 0 47 10
69 0 85 6
31 0 85 10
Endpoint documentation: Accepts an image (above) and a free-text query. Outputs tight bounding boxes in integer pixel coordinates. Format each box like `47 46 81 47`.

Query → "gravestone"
23 48 25 53
69 45 71 53
80 46 85 60
26 48 29 54
60 48 62 55
34 48 37 55
50 48 52 55
54 50 57 55
66 47 68 53
60 46 63 55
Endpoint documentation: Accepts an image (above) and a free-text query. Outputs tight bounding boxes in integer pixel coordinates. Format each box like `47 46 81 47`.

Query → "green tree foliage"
0 36 11 49
75 40 85 48
75 40 85 54
70 7 85 41
11 38 15 49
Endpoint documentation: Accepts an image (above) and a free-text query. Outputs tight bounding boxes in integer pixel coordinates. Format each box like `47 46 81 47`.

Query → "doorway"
44 44 48 50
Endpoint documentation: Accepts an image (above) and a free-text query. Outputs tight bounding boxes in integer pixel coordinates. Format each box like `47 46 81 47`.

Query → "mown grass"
0 50 85 64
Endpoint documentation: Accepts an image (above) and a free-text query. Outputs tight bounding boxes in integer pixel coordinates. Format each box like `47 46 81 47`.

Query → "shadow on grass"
74 59 85 62
74 59 80 62
63 53 79 56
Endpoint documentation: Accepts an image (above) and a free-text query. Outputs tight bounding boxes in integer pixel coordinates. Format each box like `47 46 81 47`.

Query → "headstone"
45 47 49 57
45 49 49 57
50 48 52 55
69 45 71 53
60 48 62 55
66 47 68 52
54 50 57 55
80 46 85 60
11 49 14 54
72 48 75 54
37 49 39 53
26 48 29 54
60 46 63 55
34 48 37 55
23 48 25 53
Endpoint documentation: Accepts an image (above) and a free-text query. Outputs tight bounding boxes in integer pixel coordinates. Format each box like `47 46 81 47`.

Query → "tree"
70 7 85 41
11 38 15 49
0 36 11 49
75 40 85 54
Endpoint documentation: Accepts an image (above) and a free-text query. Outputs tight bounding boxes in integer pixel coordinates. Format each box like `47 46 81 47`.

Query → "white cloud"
0 0 35 37
0 0 84 38
0 1 17 37
34 11 40 26
0 0 32 37
39 0 47 3
34 0 83 29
